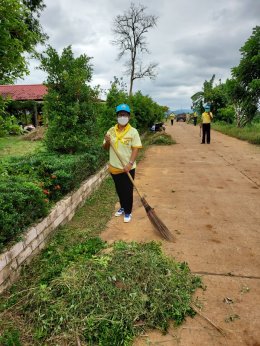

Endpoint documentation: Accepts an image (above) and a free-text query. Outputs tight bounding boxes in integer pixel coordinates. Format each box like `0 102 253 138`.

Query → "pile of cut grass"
1 241 201 345
146 132 176 145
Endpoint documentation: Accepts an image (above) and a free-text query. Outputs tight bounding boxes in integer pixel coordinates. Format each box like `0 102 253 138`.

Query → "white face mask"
117 116 129 126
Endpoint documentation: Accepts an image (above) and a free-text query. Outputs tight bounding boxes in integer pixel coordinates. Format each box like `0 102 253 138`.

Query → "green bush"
2 148 108 202
0 177 48 250
0 115 23 137
0 147 107 249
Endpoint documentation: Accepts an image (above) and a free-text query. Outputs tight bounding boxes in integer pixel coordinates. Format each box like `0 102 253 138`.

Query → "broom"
110 141 174 242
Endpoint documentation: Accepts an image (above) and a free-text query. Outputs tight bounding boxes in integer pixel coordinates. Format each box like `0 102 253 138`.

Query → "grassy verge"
0 136 43 158
212 122 260 145
0 132 199 346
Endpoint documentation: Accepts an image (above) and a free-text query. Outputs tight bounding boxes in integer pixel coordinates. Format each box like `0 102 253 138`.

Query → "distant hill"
166 109 192 115
173 109 192 114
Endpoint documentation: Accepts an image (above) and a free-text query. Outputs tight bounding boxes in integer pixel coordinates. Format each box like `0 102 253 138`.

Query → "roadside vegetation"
212 121 260 145
191 26 259 129
0 174 201 345
0 134 193 346
0 3 199 343
0 44 168 252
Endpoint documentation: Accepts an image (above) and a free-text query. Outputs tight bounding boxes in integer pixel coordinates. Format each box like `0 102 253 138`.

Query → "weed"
0 328 22 346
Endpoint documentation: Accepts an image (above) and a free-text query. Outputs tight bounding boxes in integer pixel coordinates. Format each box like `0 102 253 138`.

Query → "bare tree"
112 3 158 96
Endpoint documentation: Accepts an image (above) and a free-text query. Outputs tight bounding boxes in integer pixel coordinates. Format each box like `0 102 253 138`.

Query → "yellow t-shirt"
201 112 213 124
105 124 142 174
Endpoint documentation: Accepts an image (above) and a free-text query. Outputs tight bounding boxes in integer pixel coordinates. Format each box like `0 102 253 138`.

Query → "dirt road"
101 122 260 346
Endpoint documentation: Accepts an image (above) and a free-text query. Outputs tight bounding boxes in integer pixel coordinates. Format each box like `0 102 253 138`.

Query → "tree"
39 45 99 153
112 2 158 96
97 77 130 135
0 0 46 84
191 75 215 114
230 26 260 125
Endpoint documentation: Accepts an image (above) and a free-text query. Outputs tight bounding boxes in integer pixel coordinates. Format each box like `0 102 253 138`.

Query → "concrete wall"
0 165 108 293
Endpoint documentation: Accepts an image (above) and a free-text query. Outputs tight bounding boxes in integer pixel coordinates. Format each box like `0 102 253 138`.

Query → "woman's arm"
103 134 111 150
124 147 139 172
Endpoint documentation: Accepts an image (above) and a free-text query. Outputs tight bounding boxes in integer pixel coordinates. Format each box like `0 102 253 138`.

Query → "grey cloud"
17 0 259 109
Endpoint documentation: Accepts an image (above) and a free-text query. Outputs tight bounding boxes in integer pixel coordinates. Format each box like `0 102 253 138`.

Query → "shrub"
2 148 108 202
0 177 48 250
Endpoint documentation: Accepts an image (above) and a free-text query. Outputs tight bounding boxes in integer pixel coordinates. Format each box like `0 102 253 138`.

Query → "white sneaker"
115 208 124 217
124 214 132 223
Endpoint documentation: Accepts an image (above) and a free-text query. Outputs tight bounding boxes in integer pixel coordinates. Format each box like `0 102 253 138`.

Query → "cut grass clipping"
148 132 176 145
1 240 202 345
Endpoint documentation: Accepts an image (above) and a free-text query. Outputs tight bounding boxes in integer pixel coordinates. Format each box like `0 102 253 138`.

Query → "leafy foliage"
0 176 48 250
191 27 260 127
0 0 46 83
229 26 260 126
97 77 130 135
0 148 107 249
39 46 100 153
130 91 165 130
98 78 167 135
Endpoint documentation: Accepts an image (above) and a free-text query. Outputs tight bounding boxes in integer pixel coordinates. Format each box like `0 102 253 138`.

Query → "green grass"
212 122 260 145
0 136 43 158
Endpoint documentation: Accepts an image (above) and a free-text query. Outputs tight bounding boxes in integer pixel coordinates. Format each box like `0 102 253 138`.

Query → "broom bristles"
141 197 174 242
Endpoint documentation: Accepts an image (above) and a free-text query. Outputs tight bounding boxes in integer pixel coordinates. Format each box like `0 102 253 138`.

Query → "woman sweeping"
103 104 142 223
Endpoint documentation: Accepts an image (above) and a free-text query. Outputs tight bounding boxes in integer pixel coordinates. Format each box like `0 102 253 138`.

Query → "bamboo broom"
110 141 174 242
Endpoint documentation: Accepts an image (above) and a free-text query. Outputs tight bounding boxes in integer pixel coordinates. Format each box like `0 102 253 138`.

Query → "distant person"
169 113 175 125
193 111 198 126
200 105 213 144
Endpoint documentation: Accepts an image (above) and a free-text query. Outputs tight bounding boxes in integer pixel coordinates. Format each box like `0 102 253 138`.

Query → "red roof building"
0 84 47 101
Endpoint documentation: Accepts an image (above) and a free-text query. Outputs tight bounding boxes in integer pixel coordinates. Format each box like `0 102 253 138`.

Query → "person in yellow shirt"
103 104 142 223
193 111 198 126
200 105 213 144
169 113 175 125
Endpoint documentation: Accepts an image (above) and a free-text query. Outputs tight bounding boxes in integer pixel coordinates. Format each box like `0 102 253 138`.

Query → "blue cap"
116 104 130 113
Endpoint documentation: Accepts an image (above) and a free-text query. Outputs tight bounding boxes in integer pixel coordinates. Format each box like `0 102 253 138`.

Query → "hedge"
0 147 108 250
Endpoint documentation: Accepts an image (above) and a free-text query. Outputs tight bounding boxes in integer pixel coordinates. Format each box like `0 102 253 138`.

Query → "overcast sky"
18 0 259 110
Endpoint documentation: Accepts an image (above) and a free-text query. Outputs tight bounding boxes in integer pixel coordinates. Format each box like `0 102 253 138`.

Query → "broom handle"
109 141 143 200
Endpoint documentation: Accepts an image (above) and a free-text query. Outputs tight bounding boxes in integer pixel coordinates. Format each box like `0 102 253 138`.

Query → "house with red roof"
0 84 48 127
0 84 47 101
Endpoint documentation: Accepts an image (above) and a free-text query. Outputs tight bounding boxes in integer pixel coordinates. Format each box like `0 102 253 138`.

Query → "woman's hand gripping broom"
110 141 174 242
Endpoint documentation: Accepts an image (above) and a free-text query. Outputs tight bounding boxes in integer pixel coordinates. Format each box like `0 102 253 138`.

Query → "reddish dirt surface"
101 122 260 346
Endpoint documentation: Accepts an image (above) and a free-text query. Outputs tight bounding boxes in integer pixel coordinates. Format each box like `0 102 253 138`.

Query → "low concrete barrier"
0 165 108 293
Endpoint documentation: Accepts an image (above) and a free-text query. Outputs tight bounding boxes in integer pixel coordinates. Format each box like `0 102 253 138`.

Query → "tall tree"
39 45 98 153
112 2 158 96
191 75 215 113
0 0 46 84
231 26 260 124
